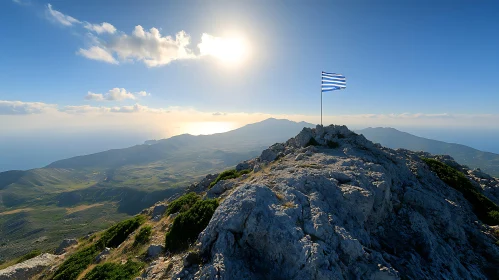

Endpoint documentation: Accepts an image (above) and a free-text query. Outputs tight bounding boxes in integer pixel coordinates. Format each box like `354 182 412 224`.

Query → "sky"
1 0 499 170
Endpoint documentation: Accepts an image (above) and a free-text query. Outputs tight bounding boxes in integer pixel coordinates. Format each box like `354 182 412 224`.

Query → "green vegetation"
166 192 200 215
96 215 145 248
133 226 152 246
422 158 499 225
304 138 339 148
305 137 320 147
53 215 144 280
53 245 99 280
165 199 219 253
326 140 340 148
208 169 251 189
83 260 144 280
15 249 41 264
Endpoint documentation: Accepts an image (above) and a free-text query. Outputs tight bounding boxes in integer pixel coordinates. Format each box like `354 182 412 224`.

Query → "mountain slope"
358 127 499 177
0 118 313 261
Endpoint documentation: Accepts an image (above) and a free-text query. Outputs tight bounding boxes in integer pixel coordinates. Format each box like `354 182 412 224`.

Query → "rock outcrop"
94 247 111 263
146 244 165 259
0 254 58 280
54 238 78 255
162 125 499 279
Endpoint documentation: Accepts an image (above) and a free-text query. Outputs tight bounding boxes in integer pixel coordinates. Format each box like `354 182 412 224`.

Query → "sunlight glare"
199 34 249 66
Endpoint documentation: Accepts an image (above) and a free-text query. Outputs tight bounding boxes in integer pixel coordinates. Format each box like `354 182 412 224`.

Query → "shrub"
133 226 152 247
83 260 144 280
53 215 145 280
166 192 200 215
16 249 42 264
305 137 319 147
96 215 145 248
208 169 251 189
53 245 100 280
422 158 499 225
326 140 339 149
165 199 219 253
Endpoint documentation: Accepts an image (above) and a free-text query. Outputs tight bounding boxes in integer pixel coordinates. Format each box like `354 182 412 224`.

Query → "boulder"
152 204 167 218
54 238 78 255
95 247 111 263
146 244 164 259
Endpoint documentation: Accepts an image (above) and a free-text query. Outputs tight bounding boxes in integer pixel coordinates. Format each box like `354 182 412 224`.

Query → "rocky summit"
162 125 499 279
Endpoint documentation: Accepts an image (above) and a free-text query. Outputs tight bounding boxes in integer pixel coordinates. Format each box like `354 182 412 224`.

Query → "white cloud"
0 100 57 115
104 26 196 67
105 88 136 101
84 92 105 101
84 88 150 102
62 105 110 114
77 46 118 64
136 91 150 97
2 100 499 143
84 22 116 34
46 4 80 26
40 4 247 67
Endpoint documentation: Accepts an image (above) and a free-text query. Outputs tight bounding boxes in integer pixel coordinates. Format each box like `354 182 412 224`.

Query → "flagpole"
320 71 323 126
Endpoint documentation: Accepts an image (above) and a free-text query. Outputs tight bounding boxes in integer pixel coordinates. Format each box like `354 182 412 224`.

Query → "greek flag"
322 72 346 92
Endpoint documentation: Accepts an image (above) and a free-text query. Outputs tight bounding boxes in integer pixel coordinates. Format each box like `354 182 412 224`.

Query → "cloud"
12 0 29 5
103 27 196 67
136 91 150 97
84 92 105 101
77 46 118 64
40 5 247 67
62 105 110 114
84 88 150 101
212 112 227 116
46 4 80 26
3 100 499 143
84 22 116 34
0 100 57 115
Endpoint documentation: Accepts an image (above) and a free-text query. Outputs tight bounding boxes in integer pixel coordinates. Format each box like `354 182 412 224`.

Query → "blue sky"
1 0 499 167
2 0 499 114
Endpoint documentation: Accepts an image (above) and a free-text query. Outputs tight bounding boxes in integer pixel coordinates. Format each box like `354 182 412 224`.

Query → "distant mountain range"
357 127 499 177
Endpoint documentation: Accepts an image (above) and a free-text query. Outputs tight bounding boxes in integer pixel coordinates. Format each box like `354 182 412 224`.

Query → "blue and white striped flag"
321 72 346 92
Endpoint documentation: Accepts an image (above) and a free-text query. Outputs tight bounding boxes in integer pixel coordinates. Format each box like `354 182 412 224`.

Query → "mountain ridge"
357 127 499 177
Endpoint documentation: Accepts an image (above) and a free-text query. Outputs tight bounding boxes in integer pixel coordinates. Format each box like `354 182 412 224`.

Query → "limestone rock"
152 203 167 218
54 238 78 255
95 247 111 263
166 124 499 280
147 244 164 259
0 253 57 280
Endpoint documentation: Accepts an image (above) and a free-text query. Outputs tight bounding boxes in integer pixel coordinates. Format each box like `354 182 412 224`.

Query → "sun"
199 34 249 66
